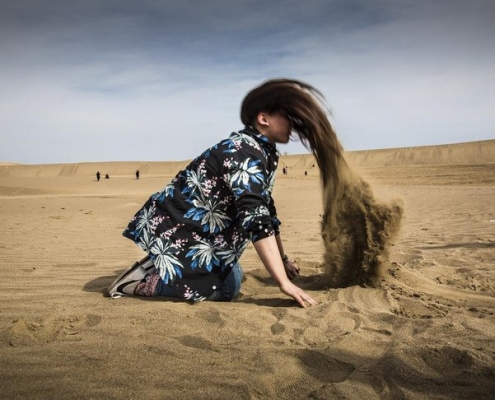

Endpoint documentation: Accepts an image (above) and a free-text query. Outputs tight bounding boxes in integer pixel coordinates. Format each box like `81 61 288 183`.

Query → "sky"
0 0 494 164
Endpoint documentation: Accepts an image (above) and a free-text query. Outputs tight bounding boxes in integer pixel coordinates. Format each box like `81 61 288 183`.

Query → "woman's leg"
108 256 155 298
208 263 243 302
135 264 243 301
134 272 181 298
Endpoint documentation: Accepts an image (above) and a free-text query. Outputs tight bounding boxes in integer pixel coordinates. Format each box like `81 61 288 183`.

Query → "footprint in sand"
195 307 226 328
270 309 288 335
294 349 355 383
177 334 218 352
6 314 101 347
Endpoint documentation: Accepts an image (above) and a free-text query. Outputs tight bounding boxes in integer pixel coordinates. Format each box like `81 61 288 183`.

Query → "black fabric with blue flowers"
123 126 281 301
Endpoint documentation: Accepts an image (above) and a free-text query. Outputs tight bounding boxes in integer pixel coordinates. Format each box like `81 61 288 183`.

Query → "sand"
1 140 495 399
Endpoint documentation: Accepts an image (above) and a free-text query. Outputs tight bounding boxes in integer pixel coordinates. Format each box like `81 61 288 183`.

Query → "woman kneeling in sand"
108 79 335 308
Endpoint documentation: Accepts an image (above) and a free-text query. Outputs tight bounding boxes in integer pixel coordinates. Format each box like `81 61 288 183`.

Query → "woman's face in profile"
258 112 292 144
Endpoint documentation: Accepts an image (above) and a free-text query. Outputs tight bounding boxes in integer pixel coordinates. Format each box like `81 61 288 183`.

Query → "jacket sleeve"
268 195 281 236
224 141 279 242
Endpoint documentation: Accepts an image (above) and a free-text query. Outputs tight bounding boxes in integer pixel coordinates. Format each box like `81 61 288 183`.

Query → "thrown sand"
321 172 403 287
1 140 495 399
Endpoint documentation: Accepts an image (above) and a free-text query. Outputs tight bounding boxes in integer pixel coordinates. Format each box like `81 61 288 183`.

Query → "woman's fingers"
280 281 317 308
295 292 317 308
283 260 300 280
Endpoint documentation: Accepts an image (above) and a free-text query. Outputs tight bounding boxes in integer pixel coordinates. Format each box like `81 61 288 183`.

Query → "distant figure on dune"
105 174 110 179
305 171 308 176
96 171 100 182
108 78 402 307
136 169 140 180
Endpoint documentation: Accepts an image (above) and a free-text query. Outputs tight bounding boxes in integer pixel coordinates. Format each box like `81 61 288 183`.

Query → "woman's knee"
209 264 243 301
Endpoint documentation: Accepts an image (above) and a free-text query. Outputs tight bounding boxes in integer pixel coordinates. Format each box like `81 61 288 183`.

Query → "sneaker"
108 256 156 298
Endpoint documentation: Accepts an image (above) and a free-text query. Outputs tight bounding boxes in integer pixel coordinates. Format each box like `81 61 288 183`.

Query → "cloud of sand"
320 149 403 287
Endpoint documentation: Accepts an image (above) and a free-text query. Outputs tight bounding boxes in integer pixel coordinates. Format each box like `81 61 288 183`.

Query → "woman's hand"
253 236 317 308
283 257 300 280
280 280 317 308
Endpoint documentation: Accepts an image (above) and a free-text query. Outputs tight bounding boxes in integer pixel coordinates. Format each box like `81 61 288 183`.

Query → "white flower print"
230 158 264 191
186 240 219 272
150 238 184 284
136 202 156 233
185 195 231 234
137 228 154 251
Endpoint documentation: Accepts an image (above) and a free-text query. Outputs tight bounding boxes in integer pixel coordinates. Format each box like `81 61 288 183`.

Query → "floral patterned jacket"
123 126 281 301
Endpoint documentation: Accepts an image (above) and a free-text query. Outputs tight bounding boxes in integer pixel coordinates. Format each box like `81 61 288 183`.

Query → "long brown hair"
240 78 344 188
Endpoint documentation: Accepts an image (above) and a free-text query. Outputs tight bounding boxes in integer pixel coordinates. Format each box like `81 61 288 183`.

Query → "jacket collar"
240 125 277 152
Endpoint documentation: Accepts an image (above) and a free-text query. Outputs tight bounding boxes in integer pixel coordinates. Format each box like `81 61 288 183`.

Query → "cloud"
0 0 494 163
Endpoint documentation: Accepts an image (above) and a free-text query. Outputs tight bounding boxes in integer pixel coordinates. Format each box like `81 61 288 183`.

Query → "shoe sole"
108 256 156 298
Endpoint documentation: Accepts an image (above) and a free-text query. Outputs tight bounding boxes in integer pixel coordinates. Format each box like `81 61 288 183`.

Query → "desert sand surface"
1 139 494 399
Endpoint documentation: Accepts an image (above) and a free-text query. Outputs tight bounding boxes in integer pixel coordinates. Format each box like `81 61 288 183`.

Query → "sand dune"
1 139 493 179
345 139 495 167
1 140 495 399
0 160 189 178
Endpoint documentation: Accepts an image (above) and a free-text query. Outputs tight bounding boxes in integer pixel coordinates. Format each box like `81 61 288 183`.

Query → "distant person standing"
136 170 140 180
96 171 101 182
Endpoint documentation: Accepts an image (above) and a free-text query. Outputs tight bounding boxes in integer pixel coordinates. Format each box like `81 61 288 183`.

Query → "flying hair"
240 78 345 189
242 78 403 288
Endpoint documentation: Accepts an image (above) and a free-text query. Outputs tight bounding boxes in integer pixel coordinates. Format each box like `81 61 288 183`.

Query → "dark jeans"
155 263 243 302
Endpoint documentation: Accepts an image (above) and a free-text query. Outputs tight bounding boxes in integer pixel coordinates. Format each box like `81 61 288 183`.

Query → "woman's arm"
253 235 317 308
275 234 300 280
